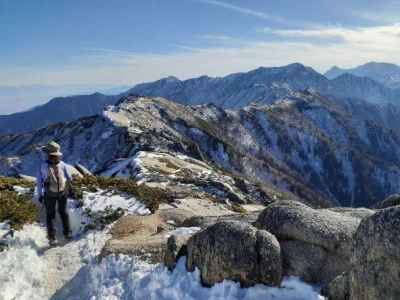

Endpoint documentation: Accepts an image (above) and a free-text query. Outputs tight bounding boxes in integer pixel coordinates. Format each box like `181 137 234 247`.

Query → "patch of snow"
13 185 31 195
303 108 348 144
274 99 294 107
165 227 201 238
0 222 11 239
0 224 50 300
189 127 207 138
60 255 324 300
254 111 284 161
82 190 151 216
101 158 136 178
103 109 131 128
0 222 110 300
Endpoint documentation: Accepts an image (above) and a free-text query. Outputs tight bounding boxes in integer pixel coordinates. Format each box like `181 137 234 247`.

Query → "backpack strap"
62 162 72 181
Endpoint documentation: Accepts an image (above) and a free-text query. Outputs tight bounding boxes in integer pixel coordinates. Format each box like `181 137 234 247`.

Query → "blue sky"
1 0 400 113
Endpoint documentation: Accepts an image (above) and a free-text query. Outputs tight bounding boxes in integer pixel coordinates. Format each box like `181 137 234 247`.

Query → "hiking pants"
44 191 71 240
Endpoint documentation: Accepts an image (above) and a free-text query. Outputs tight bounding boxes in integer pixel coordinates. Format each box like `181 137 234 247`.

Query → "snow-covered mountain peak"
164 76 181 82
128 63 400 109
325 62 400 89
248 63 319 78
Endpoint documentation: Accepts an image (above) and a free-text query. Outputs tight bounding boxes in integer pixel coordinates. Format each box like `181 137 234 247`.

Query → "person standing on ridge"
36 141 73 246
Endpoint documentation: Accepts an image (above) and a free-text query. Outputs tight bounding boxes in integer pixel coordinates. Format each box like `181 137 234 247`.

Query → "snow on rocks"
82 190 151 216
0 222 11 237
55 255 324 300
100 150 273 216
164 226 201 239
12 185 32 195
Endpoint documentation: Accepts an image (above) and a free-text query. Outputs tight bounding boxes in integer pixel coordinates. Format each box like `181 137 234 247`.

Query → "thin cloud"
352 2 400 25
2 24 400 86
261 24 400 52
200 34 236 41
192 0 288 24
84 48 152 59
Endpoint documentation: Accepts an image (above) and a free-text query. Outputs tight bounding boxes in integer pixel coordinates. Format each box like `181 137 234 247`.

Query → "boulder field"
101 196 400 299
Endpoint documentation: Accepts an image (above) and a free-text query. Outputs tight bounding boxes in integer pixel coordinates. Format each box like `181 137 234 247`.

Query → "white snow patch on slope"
0 222 110 300
82 190 151 216
0 225 48 299
0 188 152 299
101 158 136 178
13 185 32 195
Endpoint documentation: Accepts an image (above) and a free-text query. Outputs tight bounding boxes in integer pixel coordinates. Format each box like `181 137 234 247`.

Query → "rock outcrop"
181 211 261 228
255 200 371 284
164 234 191 271
350 206 400 300
321 272 349 300
372 193 400 209
186 220 282 287
101 213 171 262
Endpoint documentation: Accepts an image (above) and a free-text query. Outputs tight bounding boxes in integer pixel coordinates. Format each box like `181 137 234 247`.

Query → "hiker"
36 141 72 246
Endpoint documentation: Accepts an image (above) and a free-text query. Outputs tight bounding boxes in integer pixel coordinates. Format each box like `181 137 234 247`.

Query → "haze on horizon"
1 0 400 114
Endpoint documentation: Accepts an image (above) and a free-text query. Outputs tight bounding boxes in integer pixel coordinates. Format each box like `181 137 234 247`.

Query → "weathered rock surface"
101 212 173 262
102 208 200 262
279 240 337 284
164 234 191 271
109 213 165 239
321 273 349 300
326 207 375 219
350 206 400 300
74 163 93 176
255 200 365 284
186 220 282 287
181 211 261 228
372 193 400 209
16 174 37 182
158 208 197 227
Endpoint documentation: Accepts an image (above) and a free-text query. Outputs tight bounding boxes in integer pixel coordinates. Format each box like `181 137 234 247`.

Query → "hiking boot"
64 232 73 242
49 239 58 247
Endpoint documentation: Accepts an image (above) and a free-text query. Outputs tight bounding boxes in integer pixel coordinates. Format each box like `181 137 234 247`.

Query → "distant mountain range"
325 62 400 89
128 63 400 107
1 62 400 134
0 84 130 115
0 93 118 134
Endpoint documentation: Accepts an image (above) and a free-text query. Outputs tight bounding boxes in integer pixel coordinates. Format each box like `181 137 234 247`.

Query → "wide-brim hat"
43 141 63 156
48 151 63 157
